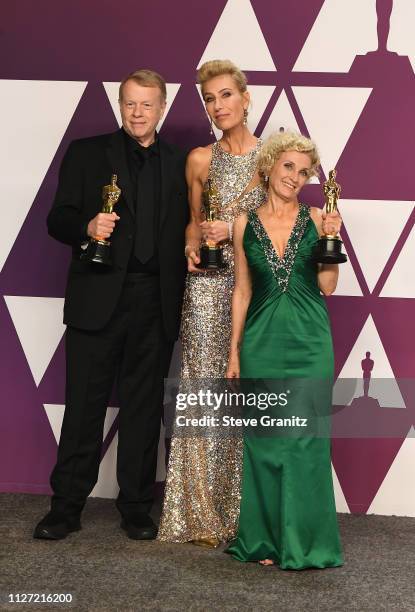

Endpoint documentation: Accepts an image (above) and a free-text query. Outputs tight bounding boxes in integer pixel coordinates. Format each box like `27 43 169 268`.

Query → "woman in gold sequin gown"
157 60 266 545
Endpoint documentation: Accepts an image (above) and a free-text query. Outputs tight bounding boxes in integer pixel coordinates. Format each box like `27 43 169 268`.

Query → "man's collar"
122 128 159 156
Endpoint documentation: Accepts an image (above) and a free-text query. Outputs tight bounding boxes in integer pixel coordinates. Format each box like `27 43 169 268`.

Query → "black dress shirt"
123 128 161 274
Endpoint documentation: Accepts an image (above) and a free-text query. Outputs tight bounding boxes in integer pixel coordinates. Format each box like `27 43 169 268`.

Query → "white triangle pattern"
43 404 65 444
43 405 165 496
103 82 181 132
261 90 301 139
196 84 275 140
43 404 119 445
247 85 276 136
367 427 415 516
5 296 66 386
293 0 378 72
388 0 415 71
340 200 414 292
332 464 350 513
102 406 120 440
90 421 167 497
44 404 121 499
197 0 276 71
260 90 319 184
332 240 362 296
337 315 405 408
90 433 119 499
292 87 372 177
0 80 87 273
3 6 415 519
380 217 415 297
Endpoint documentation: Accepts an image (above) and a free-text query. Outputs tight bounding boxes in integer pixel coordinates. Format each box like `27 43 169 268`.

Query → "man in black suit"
34 69 188 540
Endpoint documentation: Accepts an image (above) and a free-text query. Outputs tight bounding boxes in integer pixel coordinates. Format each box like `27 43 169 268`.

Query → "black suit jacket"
47 129 188 339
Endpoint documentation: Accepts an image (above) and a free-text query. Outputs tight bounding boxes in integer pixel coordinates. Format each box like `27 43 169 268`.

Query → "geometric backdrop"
1 0 414 516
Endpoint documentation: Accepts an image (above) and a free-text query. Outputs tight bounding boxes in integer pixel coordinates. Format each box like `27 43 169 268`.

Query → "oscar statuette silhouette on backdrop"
350 0 413 75
332 351 410 439
362 351 375 398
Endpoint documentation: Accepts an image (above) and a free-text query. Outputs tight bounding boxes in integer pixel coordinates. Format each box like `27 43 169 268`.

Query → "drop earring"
209 117 214 136
243 108 248 126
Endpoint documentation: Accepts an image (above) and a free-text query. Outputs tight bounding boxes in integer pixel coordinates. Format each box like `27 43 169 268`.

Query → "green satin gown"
227 204 343 570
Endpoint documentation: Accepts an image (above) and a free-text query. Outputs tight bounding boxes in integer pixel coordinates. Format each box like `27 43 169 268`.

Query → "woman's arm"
184 147 211 271
310 207 341 296
226 214 252 378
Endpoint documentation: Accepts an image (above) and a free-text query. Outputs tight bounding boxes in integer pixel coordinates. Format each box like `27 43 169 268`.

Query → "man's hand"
87 212 120 240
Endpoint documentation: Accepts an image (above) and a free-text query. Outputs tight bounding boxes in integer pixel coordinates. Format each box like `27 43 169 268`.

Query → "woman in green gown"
226 130 343 569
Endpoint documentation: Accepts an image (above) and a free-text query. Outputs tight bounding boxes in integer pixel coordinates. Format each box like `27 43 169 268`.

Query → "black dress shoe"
33 511 81 540
120 514 158 540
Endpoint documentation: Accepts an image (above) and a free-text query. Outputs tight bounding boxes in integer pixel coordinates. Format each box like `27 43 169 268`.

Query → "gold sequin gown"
158 141 266 543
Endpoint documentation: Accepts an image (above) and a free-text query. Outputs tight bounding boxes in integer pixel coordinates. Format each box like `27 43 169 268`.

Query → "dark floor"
1 494 414 612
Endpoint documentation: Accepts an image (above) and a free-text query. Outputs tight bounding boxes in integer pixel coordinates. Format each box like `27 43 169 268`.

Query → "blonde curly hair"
258 130 320 186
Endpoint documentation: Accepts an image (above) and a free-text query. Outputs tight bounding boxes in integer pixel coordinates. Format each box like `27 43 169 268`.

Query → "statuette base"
81 239 112 266
197 245 227 270
312 236 347 264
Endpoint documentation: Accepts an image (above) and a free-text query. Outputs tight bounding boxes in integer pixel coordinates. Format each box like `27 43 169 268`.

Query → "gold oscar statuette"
196 179 227 270
81 174 121 266
312 169 347 264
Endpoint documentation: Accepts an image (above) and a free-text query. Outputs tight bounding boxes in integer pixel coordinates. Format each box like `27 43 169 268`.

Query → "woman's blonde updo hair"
197 59 248 94
258 130 320 186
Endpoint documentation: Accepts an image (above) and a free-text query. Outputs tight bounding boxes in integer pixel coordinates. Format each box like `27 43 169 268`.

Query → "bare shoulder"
186 145 213 185
187 145 213 168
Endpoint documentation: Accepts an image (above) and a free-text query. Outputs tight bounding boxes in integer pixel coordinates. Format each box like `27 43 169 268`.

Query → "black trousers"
50 273 174 520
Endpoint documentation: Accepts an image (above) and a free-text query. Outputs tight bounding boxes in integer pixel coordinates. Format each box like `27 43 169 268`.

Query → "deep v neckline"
248 204 310 293
254 205 302 262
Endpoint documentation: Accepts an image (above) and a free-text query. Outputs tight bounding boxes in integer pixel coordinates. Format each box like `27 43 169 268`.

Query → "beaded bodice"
247 204 311 293
207 141 266 225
